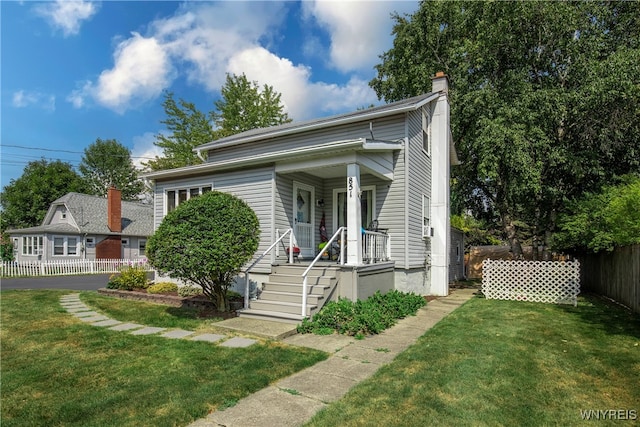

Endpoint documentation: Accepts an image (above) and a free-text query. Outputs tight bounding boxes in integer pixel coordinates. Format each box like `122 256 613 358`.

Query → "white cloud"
131 132 163 170
71 33 174 114
12 90 56 111
34 0 98 37
68 1 399 118
229 47 377 120
303 0 418 72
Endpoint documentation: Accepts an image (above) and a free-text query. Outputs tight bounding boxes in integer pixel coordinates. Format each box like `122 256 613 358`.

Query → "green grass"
1 290 327 427
306 294 640 427
80 292 221 331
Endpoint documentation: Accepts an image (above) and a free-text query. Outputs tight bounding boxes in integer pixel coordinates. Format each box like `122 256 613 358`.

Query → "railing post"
245 272 250 309
301 275 308 317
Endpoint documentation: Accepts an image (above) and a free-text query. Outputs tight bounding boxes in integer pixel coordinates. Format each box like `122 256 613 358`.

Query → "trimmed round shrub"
146 191 260 311
147 282 178 294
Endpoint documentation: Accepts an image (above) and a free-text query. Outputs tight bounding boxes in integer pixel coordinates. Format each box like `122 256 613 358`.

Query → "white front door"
293 182 315 258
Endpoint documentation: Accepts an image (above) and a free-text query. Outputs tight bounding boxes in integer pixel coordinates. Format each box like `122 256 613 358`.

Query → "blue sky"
1 0 419 189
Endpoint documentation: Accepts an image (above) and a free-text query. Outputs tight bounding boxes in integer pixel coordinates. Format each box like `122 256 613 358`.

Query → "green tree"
145 91 215 171
79 138 143 200
146 191 260 311
212 73 292 137
0 232 15 262
371 1 640 258
0 159 87 229
147 76 291 171
554 175 640 253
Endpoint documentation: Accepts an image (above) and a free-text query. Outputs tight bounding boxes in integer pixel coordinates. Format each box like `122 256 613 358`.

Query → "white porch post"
346 163 362 265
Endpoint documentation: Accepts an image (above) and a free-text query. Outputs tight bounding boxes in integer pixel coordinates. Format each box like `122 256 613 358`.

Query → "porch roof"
143 137 402 181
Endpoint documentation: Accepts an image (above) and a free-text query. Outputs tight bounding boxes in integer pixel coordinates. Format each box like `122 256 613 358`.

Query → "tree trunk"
503 214 523 259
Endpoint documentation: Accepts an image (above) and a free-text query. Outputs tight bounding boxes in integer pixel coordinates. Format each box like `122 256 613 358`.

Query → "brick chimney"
431 71 449 94
107 187 122 232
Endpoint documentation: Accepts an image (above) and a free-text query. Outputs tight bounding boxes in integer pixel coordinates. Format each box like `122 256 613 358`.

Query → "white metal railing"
0 258 151 278
243 228 294 310
301 227 346 317
363 230 390 264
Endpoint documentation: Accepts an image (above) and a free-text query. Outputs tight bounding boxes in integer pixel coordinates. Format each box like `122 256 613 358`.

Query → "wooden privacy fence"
1 259 152 278
579 245 639 314
482 260 581 306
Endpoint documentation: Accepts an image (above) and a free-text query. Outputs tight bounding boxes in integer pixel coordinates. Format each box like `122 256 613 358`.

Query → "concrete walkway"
189 288 478 427
59 294 259 348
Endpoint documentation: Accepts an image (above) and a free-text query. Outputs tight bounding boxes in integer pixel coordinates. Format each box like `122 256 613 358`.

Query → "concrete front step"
271 264 340 276
268 273 336 286
237 308 305 324
250 299 317 316
262 281 329 295
260 290 323 305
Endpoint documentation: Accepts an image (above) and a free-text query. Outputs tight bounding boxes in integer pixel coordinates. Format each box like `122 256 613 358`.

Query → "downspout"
196 149 206 162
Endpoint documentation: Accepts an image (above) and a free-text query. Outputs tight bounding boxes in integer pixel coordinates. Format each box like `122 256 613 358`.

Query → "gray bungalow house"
7 188 153 262
143 72 459 322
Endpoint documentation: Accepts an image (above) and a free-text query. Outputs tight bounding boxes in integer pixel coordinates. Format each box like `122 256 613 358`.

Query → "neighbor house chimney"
107 187 122 232
431 71 449 94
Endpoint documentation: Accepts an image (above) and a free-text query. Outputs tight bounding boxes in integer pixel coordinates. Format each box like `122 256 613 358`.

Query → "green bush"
297 290 426 336
106 266 149 290
146 191 260 311
147 282 178 294
177 284 203 297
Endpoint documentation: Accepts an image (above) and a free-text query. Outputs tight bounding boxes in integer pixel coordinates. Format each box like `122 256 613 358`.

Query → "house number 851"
348 177 353 197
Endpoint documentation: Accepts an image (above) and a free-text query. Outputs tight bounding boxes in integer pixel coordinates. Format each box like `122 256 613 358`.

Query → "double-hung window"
22 236 43 255
166 185 212 214
422 107 431 155
53 236 79 256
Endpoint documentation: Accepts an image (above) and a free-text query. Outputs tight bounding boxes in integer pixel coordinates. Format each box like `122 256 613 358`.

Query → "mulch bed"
97 288 241 319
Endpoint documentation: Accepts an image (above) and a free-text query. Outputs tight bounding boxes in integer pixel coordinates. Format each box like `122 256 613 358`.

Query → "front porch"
239 260 396 324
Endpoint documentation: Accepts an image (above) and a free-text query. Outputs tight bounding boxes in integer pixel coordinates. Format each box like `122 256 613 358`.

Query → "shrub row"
297 290 426 337
106 266 149 291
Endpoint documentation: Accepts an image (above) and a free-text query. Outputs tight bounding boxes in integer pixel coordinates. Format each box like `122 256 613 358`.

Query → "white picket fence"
1 259 152 278
482 259 581 306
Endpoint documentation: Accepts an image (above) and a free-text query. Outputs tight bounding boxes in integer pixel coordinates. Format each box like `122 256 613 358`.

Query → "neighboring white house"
143 72 460 322
7 188 153 262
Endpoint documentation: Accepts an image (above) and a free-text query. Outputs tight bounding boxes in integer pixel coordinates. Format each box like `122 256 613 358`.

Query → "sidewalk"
188 288 478 427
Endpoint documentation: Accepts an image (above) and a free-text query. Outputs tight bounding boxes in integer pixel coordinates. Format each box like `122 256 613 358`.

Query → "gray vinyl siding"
153 167 275 273
378 149 407 267
406 107 432 269
206 115 406 163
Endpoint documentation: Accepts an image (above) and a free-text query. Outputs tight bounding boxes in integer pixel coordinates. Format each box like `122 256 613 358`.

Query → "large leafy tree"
371 1 640 258
0 159 87 229
146 74 291 171
79 138 143 201
146 191 260 311
145 91 216 171
554 175 640 253
212 73 292 137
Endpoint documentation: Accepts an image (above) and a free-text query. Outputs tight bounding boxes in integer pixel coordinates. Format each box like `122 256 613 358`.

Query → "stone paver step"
59 294 257 348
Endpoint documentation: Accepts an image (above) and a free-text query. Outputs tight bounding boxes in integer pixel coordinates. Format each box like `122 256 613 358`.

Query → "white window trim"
139 239 147 256
22 236 43 256
164 183 213 216
121 238 130 246
52 236 79 256
422 107 432 156
332 185 377 232
422 194 431 239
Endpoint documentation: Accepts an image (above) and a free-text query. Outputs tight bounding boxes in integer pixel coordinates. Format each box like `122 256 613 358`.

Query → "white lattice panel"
482 260 580 306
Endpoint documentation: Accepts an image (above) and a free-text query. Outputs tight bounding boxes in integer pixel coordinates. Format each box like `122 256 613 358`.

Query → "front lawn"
306 294 640 426
0 290 327 427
